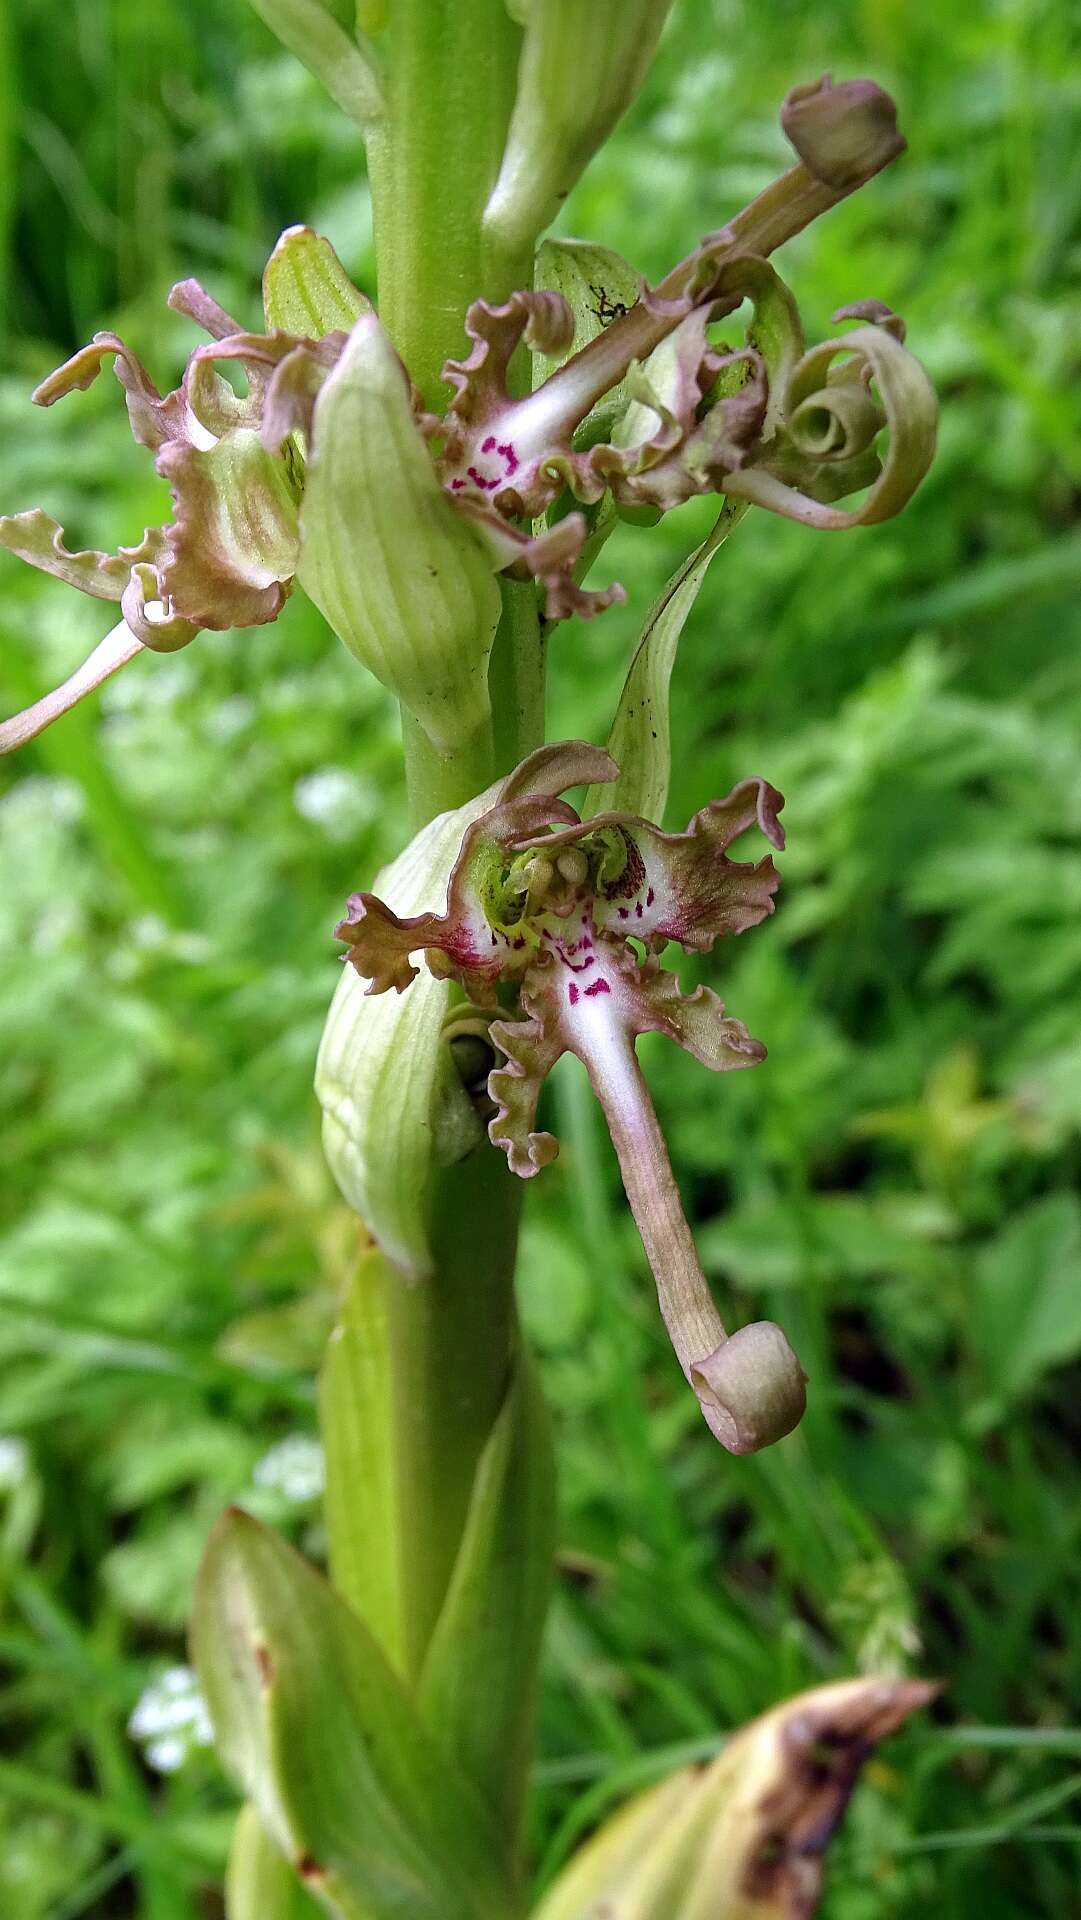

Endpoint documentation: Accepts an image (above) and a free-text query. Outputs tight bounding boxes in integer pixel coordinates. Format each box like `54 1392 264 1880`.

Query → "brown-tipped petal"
692 1322 808 1455
500 739 619 804
0 620 144 755
781 73 906 191
832 296 906 341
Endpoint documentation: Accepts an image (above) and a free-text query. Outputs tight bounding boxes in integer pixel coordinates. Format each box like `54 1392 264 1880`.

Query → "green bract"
484 1 676 259
298 316 503 755
193 1509 519 1920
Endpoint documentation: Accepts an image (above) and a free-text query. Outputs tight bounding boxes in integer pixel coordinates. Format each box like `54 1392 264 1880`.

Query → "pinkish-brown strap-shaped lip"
0 621 144 755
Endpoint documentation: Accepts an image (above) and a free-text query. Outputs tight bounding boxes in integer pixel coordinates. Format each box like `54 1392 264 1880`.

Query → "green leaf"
192 1509 518 1920
533 237 642 448
584 503 745 824
226 1804 324 1920
532 1678 932 1918
973 1194 1081 1408
263 227 372 338
419 1348 555 1850
318 1250 404 1671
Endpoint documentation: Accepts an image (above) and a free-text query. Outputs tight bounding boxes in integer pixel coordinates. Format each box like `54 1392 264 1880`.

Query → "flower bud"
485 2 676 257
298 316 502 754
781 73 905 192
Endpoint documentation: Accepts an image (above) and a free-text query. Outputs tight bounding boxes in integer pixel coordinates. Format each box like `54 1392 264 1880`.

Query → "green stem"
400 709 496 833
357 4 550 1687
385 1149 524 1675
488 576 546 775
366 0 527 407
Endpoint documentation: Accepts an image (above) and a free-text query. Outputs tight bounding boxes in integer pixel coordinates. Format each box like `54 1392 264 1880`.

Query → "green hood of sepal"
297 314 502 755
192 1509 520 1920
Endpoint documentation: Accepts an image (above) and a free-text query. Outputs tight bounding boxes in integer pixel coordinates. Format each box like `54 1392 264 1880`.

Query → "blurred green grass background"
2 0 1081 1914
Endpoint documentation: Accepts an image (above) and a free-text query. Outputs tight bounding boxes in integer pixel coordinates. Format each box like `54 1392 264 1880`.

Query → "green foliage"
2 0 1081 1916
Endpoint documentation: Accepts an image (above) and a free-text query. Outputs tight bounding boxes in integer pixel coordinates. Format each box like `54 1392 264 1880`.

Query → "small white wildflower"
294 766 376 842
253 1433 325 1504
0 1436 29 1491
129 1665 213 1774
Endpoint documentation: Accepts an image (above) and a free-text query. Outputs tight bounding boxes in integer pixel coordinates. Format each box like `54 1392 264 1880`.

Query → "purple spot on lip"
512 937 526 950
580 954 595 968
568 982 579 1006
481 435 496 453
635 901 643 918
451 477 465 490
617 907 630 921
584 978 611 997
646 887 655 907
497 441 519 475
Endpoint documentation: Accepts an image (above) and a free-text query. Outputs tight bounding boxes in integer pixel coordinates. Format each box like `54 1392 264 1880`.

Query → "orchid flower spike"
336 743 807 1455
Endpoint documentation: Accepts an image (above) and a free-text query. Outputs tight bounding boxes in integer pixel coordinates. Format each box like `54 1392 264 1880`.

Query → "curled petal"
33 332 182 451
501 739 618 804
724 318 937 528
0 507 163 602
833 295 906 341
157 429 300 630
0 619 144 755
262 340 341 451
120 565 200 654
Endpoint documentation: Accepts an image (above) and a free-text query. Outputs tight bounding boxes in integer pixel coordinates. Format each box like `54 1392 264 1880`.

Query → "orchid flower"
2 77 935 761
335 742 808 1455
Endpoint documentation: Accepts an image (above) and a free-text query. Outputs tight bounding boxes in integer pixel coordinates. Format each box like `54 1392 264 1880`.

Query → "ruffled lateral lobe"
488 948 765 1180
